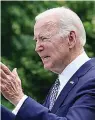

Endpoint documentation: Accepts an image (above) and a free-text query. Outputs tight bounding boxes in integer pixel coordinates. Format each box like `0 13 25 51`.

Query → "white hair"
35 7 86 46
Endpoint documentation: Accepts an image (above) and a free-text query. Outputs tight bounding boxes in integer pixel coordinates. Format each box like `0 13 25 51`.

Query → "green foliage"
1 1 95 110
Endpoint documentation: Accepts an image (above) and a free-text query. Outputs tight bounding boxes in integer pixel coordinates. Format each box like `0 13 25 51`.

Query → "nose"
35 41 44 53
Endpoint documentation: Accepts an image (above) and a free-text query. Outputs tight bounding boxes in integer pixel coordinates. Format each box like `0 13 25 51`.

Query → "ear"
68 31 76 48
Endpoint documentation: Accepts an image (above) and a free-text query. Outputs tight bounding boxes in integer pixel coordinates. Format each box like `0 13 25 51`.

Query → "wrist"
12 93 25 106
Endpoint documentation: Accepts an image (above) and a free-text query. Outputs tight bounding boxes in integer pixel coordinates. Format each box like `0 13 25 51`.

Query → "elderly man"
1 7 95 120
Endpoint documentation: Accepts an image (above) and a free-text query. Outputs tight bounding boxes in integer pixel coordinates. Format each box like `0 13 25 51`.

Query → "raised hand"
0 63 24 106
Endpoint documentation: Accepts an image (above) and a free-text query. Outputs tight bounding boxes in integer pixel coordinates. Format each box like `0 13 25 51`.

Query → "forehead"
34 16 59 37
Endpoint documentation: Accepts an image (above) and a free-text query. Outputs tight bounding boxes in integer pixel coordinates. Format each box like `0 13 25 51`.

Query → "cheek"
53 46 69 62
49 46 63 62
51 53 61 64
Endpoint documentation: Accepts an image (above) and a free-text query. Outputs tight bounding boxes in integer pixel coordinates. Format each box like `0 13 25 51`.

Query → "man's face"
34 16 70 74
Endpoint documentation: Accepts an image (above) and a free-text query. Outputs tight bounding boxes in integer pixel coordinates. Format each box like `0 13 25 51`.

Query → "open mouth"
44 56 49 58
42 56 50 61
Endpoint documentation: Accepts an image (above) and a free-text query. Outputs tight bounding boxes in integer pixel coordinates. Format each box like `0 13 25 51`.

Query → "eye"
40 37 47 41
35 39 37 42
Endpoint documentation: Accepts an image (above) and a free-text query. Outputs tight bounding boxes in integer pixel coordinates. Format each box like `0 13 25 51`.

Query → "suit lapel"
51 73 79 113
51 58 95 113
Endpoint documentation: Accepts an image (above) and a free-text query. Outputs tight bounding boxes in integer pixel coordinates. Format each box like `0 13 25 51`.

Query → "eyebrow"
33 34 42 41
33 34 40 40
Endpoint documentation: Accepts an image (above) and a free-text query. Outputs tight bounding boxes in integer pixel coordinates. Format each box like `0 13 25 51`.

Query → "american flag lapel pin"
70 81 74 84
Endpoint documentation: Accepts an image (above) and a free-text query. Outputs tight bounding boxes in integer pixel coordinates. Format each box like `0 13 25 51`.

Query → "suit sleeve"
1 105 15 120
15 79 95 120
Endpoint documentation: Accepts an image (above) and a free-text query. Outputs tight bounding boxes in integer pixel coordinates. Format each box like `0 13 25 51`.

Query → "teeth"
41 56 49 59
44 57 48 59
43 56 49 60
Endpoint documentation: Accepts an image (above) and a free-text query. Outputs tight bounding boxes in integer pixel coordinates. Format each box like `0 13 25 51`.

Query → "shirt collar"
58 51 90 86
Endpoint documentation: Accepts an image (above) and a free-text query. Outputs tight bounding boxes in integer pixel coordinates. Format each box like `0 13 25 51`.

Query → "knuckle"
1 84 6 91
11 73 16 79
6 75 11 80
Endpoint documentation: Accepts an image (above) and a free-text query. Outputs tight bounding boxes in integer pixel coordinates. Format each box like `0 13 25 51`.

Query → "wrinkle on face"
34 18 60 40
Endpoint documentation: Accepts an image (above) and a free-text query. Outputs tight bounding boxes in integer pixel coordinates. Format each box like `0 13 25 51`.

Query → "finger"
12 68 21 83
12 68 17 75
1 78 11 94
12 68 19 79
1 77 9 89
12 68 18 77
1 63 11 74
1 84 7 93
1 70 8 79
1 63 11 75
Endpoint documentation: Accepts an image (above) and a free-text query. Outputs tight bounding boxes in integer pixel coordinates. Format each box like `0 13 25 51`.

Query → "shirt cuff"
12 95 28 115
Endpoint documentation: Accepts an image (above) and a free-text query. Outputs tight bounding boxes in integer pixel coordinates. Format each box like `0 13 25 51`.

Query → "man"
1 7 95 120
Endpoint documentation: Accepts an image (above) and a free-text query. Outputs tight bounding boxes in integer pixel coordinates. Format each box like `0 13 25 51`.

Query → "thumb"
12 68 18 76
12 68 21 84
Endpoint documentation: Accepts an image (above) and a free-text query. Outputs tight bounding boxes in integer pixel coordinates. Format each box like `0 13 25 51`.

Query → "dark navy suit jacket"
1 58 95 120
1 105 15 120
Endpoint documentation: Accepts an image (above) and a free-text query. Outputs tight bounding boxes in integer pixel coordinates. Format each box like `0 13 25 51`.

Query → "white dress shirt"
12 51 90 115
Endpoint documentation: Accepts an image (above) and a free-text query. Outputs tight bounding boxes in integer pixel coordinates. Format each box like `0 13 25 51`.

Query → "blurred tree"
1 1 95 109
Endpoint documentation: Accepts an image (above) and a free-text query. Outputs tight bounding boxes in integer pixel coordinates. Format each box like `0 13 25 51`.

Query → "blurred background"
1 1 95 110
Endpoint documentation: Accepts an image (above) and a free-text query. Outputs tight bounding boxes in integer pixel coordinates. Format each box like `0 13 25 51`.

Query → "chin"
44 63 61 74
43 63 53 71
44 63 58 73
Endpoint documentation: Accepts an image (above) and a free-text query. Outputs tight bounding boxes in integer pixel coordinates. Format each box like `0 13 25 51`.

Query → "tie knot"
55 78 60 86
